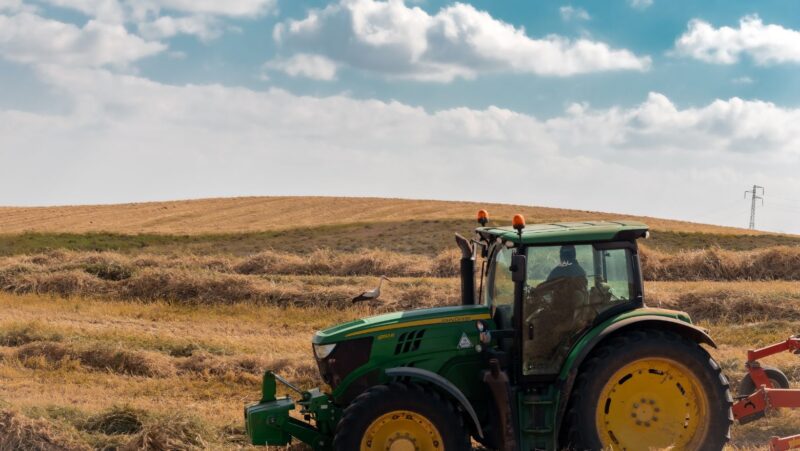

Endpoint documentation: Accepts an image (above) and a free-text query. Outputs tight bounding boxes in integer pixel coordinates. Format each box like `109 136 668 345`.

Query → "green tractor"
245 213 732 450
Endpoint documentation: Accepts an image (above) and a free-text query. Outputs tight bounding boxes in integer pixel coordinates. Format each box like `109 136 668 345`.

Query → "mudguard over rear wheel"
564 329 732 450
333 382 470 451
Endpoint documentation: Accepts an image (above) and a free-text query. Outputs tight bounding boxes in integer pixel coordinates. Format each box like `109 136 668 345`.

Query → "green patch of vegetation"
83 262 134 281
0 232 193 255
0 222 796 257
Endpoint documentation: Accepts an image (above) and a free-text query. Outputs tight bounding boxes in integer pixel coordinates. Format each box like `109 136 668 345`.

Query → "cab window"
522 244 636 376
488 245 515 330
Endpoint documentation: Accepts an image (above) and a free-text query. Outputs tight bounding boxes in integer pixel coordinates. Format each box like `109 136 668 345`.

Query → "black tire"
333 382 471 451
564 329 732 451
738 365 790 396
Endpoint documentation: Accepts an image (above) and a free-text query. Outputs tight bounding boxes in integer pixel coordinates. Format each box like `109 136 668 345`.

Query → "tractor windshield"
522 244 637 375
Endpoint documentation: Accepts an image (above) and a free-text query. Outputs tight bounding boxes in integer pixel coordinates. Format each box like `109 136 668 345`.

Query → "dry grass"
0 290 798 450
0 195 794 450
0 196 766 235
80 406 146 436
0 247 797 311
120 413 208 451
642 246 800 281
647 281 800 323
0 249 462 308
0 409 89 451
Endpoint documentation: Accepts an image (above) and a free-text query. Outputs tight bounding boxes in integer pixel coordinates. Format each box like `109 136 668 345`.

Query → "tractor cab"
471 216 647 379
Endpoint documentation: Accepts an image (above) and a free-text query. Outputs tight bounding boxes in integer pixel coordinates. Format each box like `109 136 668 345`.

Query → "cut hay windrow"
0 409 88 451
640 245 800 281
121 413 208 451
80 406 146 436
648 284 800 324
9 340 320 385
15 342 175 377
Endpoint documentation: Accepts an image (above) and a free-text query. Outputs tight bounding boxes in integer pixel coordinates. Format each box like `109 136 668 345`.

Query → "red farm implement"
733 337 800 450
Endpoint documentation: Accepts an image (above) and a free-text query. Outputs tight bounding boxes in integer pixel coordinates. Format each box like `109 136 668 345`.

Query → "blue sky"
0 0 799 232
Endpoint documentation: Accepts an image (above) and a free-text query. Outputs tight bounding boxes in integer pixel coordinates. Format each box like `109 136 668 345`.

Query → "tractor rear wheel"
565 329 732 450
333 382 470 451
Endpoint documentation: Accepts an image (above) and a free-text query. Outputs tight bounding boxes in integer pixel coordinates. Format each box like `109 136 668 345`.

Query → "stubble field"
0 196 799 450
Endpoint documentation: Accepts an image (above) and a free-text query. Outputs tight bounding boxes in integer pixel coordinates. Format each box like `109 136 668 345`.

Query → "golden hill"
0 196 766 235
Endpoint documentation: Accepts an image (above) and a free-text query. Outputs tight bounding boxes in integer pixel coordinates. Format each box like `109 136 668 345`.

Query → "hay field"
0 196 798 450
0 196 779 235
1 287 799 450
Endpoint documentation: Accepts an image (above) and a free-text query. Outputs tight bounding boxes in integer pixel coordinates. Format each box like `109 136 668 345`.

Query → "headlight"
314 343 337 359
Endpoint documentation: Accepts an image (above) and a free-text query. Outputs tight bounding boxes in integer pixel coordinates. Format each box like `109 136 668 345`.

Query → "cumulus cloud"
263 53 339 80
674 15 800 65
1 65 797 233
272 0 650 82
547 92 800 155
137 14 220 41
0 12 165 67
559 6 590 22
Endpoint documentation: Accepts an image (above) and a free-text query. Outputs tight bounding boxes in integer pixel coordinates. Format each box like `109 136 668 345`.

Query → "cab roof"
477 220 648 245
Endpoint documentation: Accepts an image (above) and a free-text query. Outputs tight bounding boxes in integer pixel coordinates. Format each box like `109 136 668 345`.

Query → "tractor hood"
312 304 491 345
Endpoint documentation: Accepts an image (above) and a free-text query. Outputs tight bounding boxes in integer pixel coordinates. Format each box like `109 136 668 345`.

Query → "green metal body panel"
477 220 647 244
557 307 691 381
312 304 492 344
327 304 491 403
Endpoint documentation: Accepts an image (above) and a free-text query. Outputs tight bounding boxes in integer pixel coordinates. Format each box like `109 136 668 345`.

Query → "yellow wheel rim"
360 409 444 451
596 357 710 450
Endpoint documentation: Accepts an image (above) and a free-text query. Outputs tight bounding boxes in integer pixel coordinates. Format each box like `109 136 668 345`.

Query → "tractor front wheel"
333 382 470 451
565 329 732 451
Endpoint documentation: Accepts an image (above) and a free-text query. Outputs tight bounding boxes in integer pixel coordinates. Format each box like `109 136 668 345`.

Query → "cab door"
520 242 641 378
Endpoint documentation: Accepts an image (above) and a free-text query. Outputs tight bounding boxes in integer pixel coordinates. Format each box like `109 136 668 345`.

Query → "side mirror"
510 253 526 283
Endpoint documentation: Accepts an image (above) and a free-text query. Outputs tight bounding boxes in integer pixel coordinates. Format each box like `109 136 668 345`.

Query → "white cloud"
559 6 589 22
0 0 35 13
0 12 165 67
43 0 126 22
264 53 338 80
674 15 800 65
628 0 653 10
273 0 650 82
137 14 220 41
41 0 277 19
1 65 798 232
547 92 800 155
38 0 277 41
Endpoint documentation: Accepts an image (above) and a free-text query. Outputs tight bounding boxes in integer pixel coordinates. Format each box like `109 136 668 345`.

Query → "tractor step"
518 389 557 450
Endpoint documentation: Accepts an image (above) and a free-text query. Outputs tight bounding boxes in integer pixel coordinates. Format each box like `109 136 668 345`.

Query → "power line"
744 185 764 230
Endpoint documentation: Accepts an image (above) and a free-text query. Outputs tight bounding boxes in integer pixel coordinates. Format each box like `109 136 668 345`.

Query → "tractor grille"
394 330 426 355
316 337 373 389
